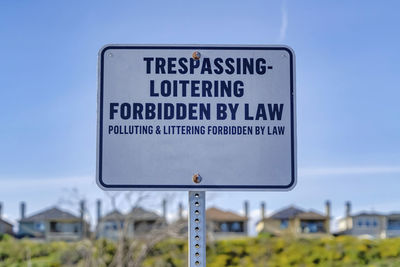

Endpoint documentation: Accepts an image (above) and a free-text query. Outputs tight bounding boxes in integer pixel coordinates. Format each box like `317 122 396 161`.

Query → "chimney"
80 200 85 218
178 202 183 220
345 201 351 218
244 201 249 218
243 201 249 235
345 201 351 231
261 202 266 220
162 199 167 220
80 200 85 239
20 202 26 219
325 200 331 234
96 199 102 223
325 200 331 218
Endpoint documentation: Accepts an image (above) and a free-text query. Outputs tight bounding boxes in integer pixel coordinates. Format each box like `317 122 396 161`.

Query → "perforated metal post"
189 191 206 266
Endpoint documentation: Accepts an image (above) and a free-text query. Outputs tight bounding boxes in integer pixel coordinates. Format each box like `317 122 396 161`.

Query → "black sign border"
98 45 296 190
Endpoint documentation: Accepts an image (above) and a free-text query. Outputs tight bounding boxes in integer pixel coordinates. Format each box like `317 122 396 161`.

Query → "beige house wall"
257 217 330 237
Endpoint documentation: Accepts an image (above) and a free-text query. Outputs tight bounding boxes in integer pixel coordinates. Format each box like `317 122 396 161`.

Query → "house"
0 218 13 235
386 213 400 238
96 210 125 240
126 206 166 235
96 200 166 241
256 201 331 238
171 201 249 239
18 202 89 241
206 205 249 239
336 202 400 239
336 202 386 238
337 212 386 239
0 203 13 235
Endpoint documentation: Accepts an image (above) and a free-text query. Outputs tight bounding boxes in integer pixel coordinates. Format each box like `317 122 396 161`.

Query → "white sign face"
97 45 296 190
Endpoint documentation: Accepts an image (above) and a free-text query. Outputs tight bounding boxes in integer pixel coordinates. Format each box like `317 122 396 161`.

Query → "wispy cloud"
299 166 400 176
278 0 288 42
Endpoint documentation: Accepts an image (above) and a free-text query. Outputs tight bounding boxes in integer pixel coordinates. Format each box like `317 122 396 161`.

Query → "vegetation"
1 234 400 266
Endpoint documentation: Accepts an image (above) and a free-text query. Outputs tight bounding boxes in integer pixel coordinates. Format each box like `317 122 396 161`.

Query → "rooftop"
206 207 247 222
269 206 327 220
101 207 163 221
270 206 305 220
0 218 13 227
100 210 124 221
352 212 384 217
126 207 162 221
20 207 80 222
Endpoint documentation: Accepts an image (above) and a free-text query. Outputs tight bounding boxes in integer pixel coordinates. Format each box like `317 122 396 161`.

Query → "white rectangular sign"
97 45 296 190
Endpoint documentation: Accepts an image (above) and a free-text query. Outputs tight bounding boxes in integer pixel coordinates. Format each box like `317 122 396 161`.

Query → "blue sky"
0 0 400 234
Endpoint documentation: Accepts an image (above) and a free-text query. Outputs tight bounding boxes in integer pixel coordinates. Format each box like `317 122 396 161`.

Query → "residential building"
96 210 125 240
18 203 89 241
256 201 331 238
0 218 13 235
386 213 400 238
0 203 13 235
337 212 386 239
206 206 249 239
172 201 249 239
126 206 166 236
96 200 166 241
336 202 400 239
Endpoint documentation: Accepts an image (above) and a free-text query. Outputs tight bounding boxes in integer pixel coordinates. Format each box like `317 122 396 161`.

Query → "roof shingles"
206 207 247 222
100 207 162 222
269 206 327 220
0 218 13 227
20 207 79 222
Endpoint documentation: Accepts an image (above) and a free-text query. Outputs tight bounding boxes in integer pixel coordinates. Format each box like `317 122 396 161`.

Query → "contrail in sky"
278 0 288 42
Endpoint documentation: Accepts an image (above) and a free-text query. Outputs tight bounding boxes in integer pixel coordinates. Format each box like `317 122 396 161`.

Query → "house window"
357 219 363 227
231 222 243 232
387 219 400 230
280 220 289 229
220 223 229 232
373 220 378 227
300 221 324 233
105 222 117 231
365 220 370 227
50 222 61 232
35 222 45 231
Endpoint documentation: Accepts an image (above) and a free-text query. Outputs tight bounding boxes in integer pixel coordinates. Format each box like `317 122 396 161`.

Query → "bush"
1 235 400 266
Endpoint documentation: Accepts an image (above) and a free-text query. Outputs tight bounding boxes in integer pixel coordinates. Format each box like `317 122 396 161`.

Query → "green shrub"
2 235 400 266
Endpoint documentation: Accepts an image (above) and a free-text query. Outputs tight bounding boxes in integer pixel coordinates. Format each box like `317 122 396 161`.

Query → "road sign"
97 45 296 190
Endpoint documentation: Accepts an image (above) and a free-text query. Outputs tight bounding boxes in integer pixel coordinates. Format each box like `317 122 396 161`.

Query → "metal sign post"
188 191 206 266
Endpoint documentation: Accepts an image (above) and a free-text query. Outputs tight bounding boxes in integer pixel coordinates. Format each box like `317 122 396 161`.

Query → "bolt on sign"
96 45 296 190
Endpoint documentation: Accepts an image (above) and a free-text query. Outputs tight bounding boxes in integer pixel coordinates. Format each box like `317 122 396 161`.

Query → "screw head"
192 173 202 184
192 51 201 60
